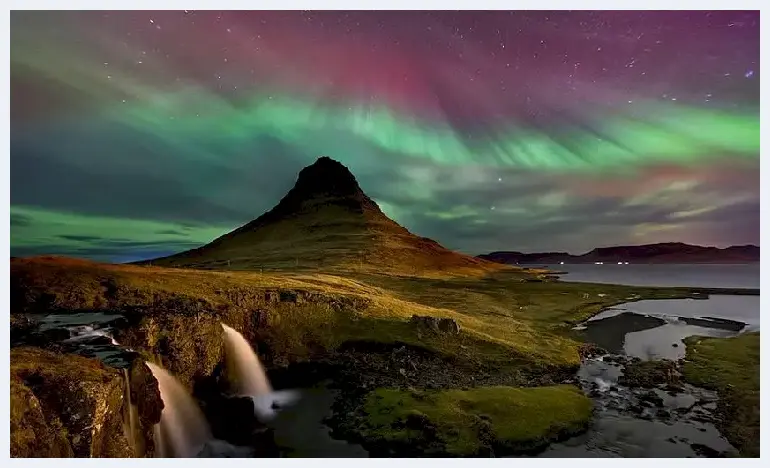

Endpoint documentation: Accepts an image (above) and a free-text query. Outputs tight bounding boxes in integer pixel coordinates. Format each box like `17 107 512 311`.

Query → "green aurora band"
97 91 760 173
12 37 759 174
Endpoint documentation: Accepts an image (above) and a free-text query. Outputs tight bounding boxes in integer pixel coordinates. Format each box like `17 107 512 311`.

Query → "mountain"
479 243 759 265
147 156 501 276
479 251 574 265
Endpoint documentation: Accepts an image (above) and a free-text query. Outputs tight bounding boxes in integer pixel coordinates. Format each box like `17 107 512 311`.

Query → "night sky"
10 10 760 262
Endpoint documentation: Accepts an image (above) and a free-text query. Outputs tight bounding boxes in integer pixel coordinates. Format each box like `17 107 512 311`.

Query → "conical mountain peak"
270 156 381 216
147 155 499 276
291 156 364 200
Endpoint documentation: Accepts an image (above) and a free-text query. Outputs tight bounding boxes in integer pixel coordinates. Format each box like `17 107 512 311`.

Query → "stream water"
535 263 760 458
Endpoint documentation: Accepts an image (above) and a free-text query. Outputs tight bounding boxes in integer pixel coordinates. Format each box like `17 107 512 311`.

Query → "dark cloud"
10 132 310 226
156 229 185 235
59 234 109 242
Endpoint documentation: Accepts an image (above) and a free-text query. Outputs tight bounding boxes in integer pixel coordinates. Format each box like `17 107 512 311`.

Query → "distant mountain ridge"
479 243 759 265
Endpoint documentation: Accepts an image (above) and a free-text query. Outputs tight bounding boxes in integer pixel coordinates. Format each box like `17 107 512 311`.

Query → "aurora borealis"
10 10 759 261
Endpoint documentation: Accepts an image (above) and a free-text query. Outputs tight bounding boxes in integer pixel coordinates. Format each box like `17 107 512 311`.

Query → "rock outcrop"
10 347 161 458
409 315 461 335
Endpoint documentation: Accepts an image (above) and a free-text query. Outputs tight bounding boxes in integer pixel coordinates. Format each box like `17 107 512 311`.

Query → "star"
8 10 761 262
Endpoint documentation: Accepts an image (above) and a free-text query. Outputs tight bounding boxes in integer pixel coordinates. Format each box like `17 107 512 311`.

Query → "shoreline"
567 290 759 457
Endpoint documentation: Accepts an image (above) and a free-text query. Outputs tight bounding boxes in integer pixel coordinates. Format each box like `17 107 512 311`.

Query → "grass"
11 256 696 371
144 201 505 279
351 385 593 456
11 256 735 457
682 332 760 457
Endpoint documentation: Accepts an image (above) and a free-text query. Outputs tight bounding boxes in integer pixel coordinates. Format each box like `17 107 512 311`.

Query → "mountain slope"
148 157 502 276
479 243 759 265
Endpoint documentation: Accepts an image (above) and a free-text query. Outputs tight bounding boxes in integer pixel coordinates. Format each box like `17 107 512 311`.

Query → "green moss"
354 385 593 456
682 332 760 457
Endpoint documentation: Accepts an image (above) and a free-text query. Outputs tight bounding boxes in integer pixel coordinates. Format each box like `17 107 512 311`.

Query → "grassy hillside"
10 256 718 456
10 256 692 371
145 157 505 278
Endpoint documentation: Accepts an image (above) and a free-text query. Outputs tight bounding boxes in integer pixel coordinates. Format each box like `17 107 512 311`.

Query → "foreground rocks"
410 315 461 335
10 347 161 458
618 359 681 388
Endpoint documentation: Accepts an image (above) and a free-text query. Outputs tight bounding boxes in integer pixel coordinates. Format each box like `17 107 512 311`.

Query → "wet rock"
690 443 727 458
196 439 257 458
619 359 680 388
639 390 664 407
128 360 164 456
664 384 685 395
10 315 39 345
201 394 276 450
603 354 623 363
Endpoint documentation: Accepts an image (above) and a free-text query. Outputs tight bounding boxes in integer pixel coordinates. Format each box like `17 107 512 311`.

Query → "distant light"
560 261 564 265
618 261 623 265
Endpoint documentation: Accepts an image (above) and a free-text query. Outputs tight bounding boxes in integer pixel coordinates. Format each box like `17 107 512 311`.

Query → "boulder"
618 359 680 388
409 315 461 335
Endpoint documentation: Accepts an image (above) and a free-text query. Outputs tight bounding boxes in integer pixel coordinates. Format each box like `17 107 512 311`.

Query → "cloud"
10 213 33 227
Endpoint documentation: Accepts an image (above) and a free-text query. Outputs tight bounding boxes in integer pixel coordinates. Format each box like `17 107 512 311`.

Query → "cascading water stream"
146 362 213 458
220 323 298 419
221 323 273 395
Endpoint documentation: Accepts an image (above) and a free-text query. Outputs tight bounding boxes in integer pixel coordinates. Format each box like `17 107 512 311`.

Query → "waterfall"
146 362 212 458
220 323 298 420
221 323 273 395
122 368 141 456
